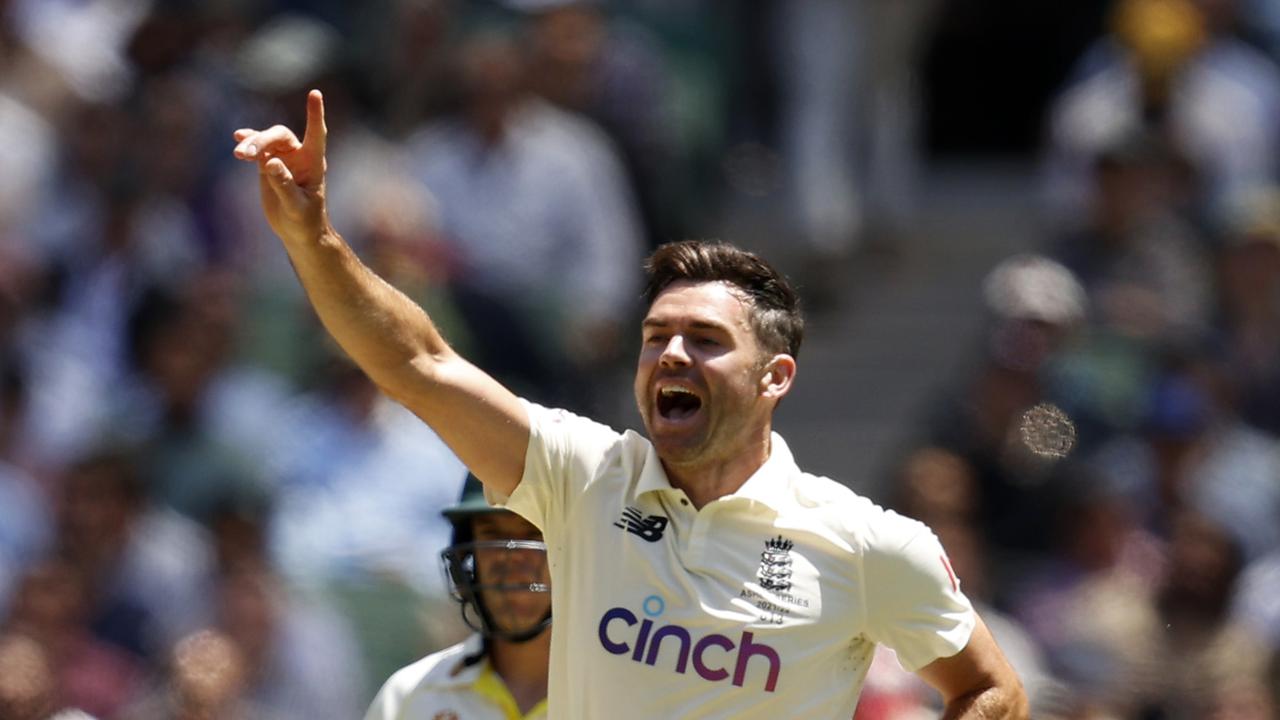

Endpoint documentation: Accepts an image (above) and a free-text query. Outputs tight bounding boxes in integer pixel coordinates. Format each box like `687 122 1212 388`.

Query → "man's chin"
650 432 708 465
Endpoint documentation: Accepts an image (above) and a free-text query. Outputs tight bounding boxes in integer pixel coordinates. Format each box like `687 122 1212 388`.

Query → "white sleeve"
860 512 977 672
484 400 623 533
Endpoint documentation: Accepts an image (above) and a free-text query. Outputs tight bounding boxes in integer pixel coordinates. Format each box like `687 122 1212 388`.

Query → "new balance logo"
614 506 668 542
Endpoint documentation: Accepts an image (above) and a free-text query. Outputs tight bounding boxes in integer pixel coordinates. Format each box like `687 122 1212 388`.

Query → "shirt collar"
633 432 798 510
474 664 549 720
634 438 675 498
433 635 548 720
432 634 488 689
732 432 797 509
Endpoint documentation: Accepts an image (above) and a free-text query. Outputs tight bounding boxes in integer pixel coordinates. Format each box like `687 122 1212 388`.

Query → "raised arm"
232 90 528 496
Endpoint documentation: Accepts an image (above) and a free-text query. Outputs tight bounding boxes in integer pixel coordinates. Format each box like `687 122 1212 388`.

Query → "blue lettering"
632 618 654 662
644 624 692 673
598 607 637 655
692 633 734 682
597 605 782 693
732 631 781 692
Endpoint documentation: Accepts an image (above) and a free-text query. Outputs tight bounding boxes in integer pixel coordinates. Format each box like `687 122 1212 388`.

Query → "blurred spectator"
0 69 55 245
53 449 214 662
8 0 150 104
1044 0 1280 217
268 360 468 686
776 0 862 250
1205 677 1277 720
860 0 943 244
1041 131 1216 461
1009 470 1163 712
1127 510 1272 718
119 628 269 720
908 254 1088 562
0 464 50 620
268 359 467 597
361 0 458 139
18 68 234 472
0 358 51 619
1088 355 1280 560
0 632 60 720
775 0 941 285
3 560 143 718
215 559 363 720
16 99 138 470
405 26 643 412
1234 547 1280 652
1212 184 1280 436
893 447 979 529
1019 507 1271 718
1247 0 1280 61
20 69 228 302
518 0 676 248
205 496 364 720
109 273 286 520
127 71 234 263
1047 131 1212 343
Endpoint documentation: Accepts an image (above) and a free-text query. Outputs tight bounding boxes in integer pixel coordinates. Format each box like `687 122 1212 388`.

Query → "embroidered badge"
757 535 794 592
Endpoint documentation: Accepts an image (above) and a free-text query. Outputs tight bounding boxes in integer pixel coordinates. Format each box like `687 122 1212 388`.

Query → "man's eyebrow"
641 317 732 332
689 320 732 332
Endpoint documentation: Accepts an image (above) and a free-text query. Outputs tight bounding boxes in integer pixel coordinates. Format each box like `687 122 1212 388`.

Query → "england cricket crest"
757 535 794 592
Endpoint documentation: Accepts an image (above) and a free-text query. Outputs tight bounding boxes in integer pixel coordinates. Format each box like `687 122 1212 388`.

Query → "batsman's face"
472 514 551 632
635 281 774 468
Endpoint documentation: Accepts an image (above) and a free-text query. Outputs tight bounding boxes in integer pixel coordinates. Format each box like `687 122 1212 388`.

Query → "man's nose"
659 335 691 367
501 549 545 579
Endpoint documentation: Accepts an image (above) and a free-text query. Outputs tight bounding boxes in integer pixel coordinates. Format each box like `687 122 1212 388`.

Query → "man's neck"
490 631 551 715
665 431 772 510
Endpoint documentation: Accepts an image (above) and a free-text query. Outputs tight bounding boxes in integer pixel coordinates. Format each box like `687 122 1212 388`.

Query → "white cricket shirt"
489 402 976 719
364 635 549 720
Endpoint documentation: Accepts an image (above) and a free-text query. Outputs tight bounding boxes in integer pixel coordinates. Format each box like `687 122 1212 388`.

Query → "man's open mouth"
657 385 703 421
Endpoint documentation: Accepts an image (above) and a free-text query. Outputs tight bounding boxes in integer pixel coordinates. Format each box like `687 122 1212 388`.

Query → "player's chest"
567 491 862 635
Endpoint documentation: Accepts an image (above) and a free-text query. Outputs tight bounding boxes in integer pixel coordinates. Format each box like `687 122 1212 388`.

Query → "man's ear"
759 354 797 400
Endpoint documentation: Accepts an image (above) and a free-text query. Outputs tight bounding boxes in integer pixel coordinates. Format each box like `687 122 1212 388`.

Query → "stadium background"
1 0 1278 717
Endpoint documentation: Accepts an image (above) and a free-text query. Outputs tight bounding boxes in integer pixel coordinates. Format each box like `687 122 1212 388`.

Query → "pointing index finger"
302 89 327 159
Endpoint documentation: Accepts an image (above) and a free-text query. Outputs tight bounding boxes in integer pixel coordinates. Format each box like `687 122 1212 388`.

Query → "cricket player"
365 479 551 720
233 91 1028 718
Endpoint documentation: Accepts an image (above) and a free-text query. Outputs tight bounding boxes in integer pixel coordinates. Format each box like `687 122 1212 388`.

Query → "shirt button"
680 498 689 506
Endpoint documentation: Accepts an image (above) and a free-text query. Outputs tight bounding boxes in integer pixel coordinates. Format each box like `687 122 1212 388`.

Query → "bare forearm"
940 686 1029 720
284 229 451 395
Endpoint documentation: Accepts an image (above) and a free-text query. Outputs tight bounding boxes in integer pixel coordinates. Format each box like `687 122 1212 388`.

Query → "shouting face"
634 280 792 472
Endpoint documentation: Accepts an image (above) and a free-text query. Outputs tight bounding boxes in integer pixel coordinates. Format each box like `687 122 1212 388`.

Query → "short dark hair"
643 240 804 358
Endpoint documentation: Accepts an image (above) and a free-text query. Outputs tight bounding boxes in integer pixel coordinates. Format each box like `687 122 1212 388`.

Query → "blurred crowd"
870 0 1280 717
0 0 1277 718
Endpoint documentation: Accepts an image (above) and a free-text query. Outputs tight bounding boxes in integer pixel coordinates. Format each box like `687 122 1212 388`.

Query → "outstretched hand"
233 89 331 246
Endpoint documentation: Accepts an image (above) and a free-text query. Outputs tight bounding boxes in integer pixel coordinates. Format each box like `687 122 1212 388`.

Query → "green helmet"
442 475 505 526
440 475 551 643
